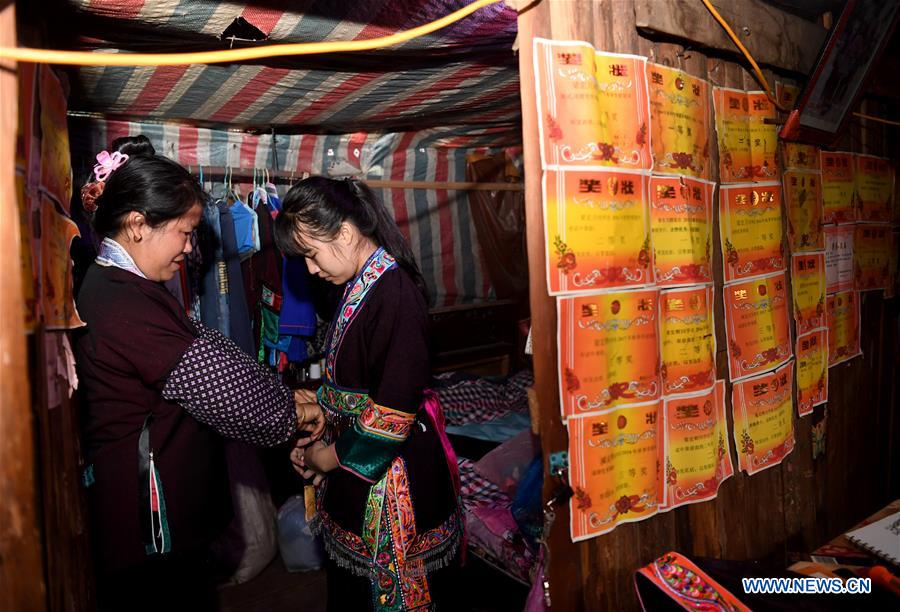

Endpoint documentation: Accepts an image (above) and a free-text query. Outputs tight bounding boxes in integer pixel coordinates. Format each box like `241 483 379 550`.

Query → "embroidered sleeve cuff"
162 322 296 447
334 403 415 482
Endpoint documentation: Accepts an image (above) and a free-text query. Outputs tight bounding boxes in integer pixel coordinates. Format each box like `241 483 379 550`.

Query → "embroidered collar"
325 247 396 382
95 237 147 279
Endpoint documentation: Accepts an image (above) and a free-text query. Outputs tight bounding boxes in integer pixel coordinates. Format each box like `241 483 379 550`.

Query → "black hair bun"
111 134 156 158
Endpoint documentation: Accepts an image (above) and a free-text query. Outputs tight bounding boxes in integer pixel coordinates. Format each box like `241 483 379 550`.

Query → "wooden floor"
218 553 530 612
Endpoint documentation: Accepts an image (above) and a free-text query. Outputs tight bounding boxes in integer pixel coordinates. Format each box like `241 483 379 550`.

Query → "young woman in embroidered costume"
274 177 463 611
74 136 324 611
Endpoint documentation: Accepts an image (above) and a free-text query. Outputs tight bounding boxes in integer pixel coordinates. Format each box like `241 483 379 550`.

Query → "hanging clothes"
279 257 317 363
198 202 229 337
219 201 257 356
230 192 260 260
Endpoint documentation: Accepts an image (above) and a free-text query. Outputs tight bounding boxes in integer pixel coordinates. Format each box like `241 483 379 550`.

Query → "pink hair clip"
92 150 130 183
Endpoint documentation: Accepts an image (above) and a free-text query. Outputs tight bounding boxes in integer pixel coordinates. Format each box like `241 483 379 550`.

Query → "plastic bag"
277 495 325 572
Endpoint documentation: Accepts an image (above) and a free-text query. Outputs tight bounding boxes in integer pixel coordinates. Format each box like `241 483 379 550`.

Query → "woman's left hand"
303 440 339 474
290 442 326 485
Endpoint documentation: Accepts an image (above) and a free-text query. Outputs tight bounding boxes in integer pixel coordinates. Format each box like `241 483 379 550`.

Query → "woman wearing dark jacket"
74 136 322 610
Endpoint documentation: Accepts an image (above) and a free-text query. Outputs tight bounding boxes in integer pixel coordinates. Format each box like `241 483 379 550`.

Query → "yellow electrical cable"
0 0 503 66
701 0 900 127
699 0 790 112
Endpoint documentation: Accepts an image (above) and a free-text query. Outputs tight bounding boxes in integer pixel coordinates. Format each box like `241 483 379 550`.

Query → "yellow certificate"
647 63 710 179
544 169 651 295
783 170 824 252
723 272 793 381
659 381 733 511
796 328 828 417
534 39 651 169
821 151 856 224
659 285 716 396
558 289 660 418
650 176 714 287
782 143 820 171
39 66 73 213
826 290 861 366
41 195 85 330
568 401 660 541
719 183 785 283
732 361 796 475
791 252 826 335
713 87 753 183
854 154 894 223
854 223 892 291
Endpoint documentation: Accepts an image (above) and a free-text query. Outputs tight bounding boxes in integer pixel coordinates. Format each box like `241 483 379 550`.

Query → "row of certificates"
534 38 897 541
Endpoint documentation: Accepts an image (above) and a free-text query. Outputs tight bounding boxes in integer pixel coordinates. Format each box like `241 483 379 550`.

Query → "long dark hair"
274 176 427 297
88 135 204 238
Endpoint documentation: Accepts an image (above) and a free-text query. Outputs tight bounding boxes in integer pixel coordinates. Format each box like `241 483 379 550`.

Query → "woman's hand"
294 400 326 440
293 388 317 404
290 439 326 486
303 441 339 474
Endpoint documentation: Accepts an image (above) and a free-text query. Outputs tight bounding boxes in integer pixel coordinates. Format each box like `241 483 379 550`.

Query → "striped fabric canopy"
61 0 522 145
55 1 524 305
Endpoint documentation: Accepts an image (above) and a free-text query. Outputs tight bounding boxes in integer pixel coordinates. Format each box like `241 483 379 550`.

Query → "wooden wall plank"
634 0 826 74
0 2 46 609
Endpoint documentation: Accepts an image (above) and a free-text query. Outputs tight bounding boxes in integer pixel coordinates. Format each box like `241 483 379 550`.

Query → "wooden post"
517 3 583 610
0 1 46 609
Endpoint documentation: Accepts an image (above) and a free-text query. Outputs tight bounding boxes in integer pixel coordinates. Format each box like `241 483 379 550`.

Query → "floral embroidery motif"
359 403 416 441
325 247 396 383
641 551 749 611
318 381 372 416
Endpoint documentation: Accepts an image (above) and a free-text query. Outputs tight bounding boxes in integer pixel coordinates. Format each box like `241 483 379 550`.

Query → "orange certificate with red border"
649 176 714 287
854 154 894 222
567 401 660 541
825 225 854 294
659 285 716 396
791 252 826 335
826 290 861 366
558 289 660 418
854 223 892 291
732 361 795 475
796 328 828 417
647 63 710 179
41 195 85 330
820 151 856 224
719 183 785 283
534 39 651 170
723 272 792 381
783 143 820 171
783 170 824 252
659 381 733 511
544 169 651 295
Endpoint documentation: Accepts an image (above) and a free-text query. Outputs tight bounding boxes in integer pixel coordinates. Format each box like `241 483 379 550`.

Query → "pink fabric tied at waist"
422 389 460 495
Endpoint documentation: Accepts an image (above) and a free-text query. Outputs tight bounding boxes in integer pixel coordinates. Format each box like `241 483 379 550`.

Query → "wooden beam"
0 2 45 609
634 0 827 74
